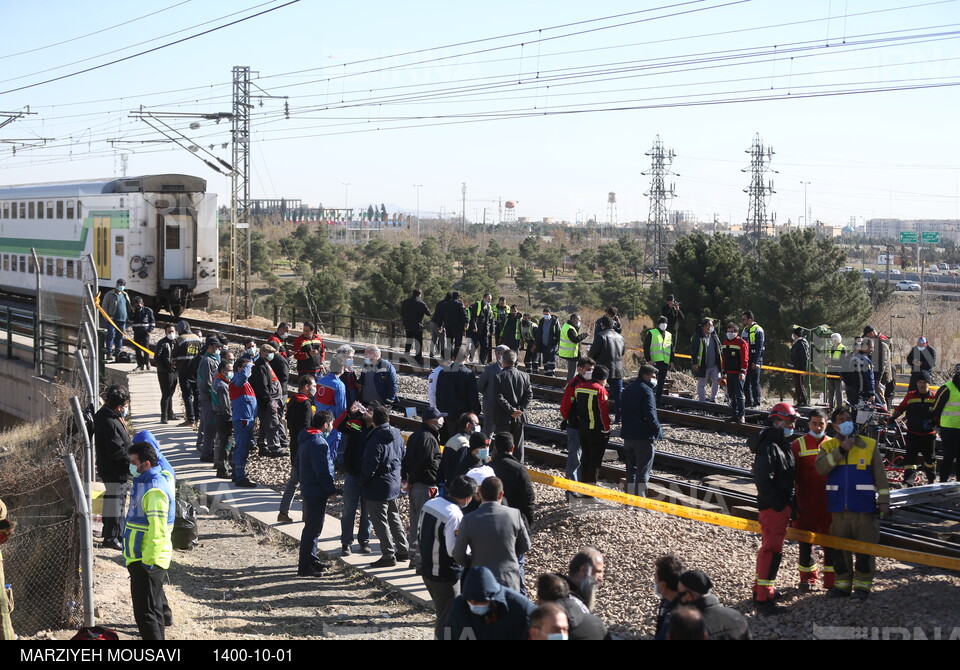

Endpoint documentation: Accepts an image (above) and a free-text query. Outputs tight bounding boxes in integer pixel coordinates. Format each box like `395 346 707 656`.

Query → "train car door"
93 215 111 280
162 214 188 279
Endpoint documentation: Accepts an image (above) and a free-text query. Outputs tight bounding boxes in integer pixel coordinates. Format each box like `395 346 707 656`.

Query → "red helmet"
769 402 798 421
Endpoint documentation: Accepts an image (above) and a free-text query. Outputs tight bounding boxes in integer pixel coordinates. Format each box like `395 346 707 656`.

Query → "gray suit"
453 501 530 592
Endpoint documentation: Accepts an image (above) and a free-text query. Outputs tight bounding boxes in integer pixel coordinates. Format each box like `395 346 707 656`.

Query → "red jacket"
790 433 830 532
894 390 937 435
721 336 749 375
292 333 325 371
572 379 610 433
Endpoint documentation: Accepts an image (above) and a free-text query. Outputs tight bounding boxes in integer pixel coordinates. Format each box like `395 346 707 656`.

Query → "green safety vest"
649 328 672 363
941 381 960 429
829 344 846 359
559 323 580 359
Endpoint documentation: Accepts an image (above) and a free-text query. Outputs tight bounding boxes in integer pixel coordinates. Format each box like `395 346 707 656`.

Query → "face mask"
267 353 275 362
468 603 490 616
117 286 125 292
649 377 658 386
653 582 661 597
582 370 592 380
546 633 569 641
247 347 256 356
542 314 549 320
782 427 794 437
281 332 289 339
364 357 373 366
226 372 235 381
166 332 176 341
809 430 825 439
129 463 140 477
657 324 666 331
726 332 736 340
436 417 444 428
473 424 481 433
838 421 855 437
322 430 332 439
121 406 129 418
918 346 926 351
708 326 715 333
477 448 489 461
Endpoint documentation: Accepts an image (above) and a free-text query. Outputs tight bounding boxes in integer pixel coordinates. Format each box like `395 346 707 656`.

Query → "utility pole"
743 133 776 257
229 66 252 321
800 180 811 226
461 182 467 233
642 135 676 285
413 184 422 238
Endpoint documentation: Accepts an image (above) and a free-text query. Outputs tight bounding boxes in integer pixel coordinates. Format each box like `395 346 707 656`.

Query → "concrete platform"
117 361 433 608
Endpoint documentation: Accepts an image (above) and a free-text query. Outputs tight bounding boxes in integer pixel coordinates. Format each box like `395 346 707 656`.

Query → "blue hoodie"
444 566 535 640
132 430 176 485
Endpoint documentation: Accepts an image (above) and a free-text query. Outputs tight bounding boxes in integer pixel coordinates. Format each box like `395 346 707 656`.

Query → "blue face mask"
117 285 125 292
809 430 826 439
782 427 794 438
546 633 569 641
267 353 275 362
129 463 140 477
468 603 490 616
477 448 489 461
838 421 855 437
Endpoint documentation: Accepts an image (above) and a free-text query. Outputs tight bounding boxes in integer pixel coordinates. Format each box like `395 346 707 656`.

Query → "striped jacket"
229 363 258 422
123 466 175 569
418 495 466 583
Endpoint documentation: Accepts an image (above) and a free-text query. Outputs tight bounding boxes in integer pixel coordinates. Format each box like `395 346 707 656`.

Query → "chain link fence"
0 448 84 637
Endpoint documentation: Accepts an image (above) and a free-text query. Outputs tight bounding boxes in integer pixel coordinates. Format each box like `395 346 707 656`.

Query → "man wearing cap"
251 344 287 458
891 371 938 486
537 309 561 377
906 336 937 392
173 321 202 426
419 475 477 639
931 363 960 483
402 406 445 572
101 278 132 360
196 337 222 463
0 499 15 639
444 566 536 641
314 354 348 464
676 570 751 640
128 295 155 371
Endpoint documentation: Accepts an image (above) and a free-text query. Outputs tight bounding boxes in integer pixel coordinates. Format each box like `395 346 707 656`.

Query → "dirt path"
30 512 434 641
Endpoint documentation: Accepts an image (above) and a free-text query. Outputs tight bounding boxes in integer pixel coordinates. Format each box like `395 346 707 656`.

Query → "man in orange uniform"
790 409 834 591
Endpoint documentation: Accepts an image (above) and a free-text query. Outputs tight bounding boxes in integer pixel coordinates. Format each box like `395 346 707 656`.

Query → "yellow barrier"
528 470 960 571
631 348 935 389
95 293 155 357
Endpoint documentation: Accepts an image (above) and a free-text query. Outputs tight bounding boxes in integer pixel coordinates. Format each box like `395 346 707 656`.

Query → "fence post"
62 449 96 629
291 307 297 330
273 303 279 326
350 316 357 343
5 307 11 359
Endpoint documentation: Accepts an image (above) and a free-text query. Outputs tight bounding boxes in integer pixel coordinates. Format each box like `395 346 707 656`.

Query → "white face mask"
166 332 176 340
708 326 714 333
582 370 593 380
726 332 736 340
657 323 666 331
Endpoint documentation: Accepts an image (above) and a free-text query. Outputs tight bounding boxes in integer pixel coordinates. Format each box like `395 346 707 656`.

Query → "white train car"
0 174 218 315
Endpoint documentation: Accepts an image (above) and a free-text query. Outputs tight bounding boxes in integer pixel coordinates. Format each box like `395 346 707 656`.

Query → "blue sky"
1 0 958 224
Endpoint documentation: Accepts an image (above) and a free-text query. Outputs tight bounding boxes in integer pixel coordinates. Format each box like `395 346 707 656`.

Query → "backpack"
171 499 199 550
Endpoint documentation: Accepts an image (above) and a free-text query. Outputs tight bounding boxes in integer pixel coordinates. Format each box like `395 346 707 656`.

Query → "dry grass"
870 293 960 381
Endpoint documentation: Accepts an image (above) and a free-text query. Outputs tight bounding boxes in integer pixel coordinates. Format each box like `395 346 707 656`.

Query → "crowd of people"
85 280 960 640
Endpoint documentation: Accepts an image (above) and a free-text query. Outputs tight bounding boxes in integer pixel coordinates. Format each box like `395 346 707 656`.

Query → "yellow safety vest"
940 381 960 429
829 345 846 359
650 328 672 363
559 323 579 360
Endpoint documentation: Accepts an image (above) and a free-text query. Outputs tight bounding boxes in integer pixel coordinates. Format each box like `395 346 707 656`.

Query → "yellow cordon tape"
528 470 960 571
95 293 154 357
632 349 935 389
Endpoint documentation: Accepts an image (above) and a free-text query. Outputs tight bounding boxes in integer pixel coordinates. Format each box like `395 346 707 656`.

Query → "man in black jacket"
587 316 626 423
94 384 132 550
152 324 179 423
493 350 533 463
430 292 451 359
436 347 481 443
401 288 432 366
442 291 469 359
337 402 374 555
748 403 797 615
489 432 535 529
789 327 810 406
402 407 444 572
251 344 286 458
128 296 155 371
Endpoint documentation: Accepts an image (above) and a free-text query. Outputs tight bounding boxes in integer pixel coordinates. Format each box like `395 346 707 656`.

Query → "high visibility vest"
821 436 886 514
649 328 672 363
559 323 579 359
940 381 960 429
829 345 846 359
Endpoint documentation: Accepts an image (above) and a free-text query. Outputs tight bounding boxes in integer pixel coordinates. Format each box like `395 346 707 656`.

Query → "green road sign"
921 231 940 244
900 231 918 243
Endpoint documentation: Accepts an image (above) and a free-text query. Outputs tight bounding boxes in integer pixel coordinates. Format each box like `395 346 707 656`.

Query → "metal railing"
0 304 78 381
272 305 406 347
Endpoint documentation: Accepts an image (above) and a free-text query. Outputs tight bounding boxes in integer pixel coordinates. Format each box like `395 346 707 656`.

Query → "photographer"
661 295 684 335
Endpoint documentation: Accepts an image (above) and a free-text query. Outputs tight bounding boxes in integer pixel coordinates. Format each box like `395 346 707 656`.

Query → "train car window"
56 201 64 219
66 200 75 219
115 235 124 256
46 201 54 218
2 255 7 272
9 256 15 273
37 201 44 219
19 202 26 219
56 259 63 277
28 257 35 274
46 258 54 276
1 203 7 219
19 256 25 273
66 260 74 278
76 200 82 218
11 202 16 219
28 202 35 218
165 223 181 250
